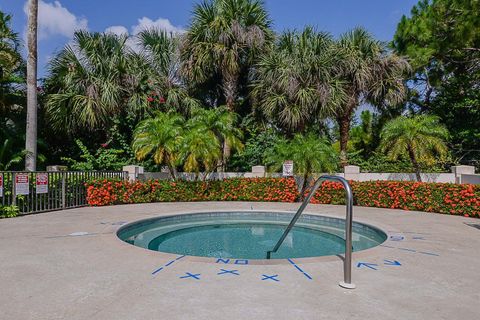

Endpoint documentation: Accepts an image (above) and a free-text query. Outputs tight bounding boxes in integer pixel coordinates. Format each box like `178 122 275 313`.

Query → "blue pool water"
117 212 387 259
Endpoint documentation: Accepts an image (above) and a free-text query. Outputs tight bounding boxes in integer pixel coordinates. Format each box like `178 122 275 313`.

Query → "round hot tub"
117 211 387 260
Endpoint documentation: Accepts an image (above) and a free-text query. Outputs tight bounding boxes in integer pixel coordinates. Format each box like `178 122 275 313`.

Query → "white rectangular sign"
36 173 48 194
0 174 3 197
283 160 294 177
15 173 30 195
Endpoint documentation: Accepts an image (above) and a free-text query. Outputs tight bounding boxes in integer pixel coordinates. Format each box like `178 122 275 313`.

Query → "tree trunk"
299 172 310 202
165 155 177 180
407 145 422 182
25 0 38 171
223 73 237 112
222 139 231 172
220 72 238 171
337 112 352 167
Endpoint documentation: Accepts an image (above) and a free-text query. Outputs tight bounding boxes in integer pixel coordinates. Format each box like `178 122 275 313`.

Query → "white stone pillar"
451 165 475 184
122 165 144 181
246 165 265 178
344 165 360 181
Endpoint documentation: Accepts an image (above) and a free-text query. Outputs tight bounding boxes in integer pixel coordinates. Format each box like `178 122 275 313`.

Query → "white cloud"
105 25 129 36
131 17 185 35
24 0 88 40
103 17 184 52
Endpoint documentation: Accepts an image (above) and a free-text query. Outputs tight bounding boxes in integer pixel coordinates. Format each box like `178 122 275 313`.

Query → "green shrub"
0 205 19 218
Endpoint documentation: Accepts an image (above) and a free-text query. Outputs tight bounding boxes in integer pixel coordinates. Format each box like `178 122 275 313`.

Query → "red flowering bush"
309 180 480 218
86 178 298 206
86 178 480 218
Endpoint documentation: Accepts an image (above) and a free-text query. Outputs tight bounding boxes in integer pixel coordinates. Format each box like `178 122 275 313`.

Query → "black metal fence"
0 171 126 215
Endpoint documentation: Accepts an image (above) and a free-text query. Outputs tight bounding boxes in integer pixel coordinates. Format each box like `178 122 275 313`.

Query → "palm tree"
46 28 198 154
181 0 273 111
132 112 184 179
265 133 338 200
180 126 221 178
251 27 344 133
334 27 410 166
46 31 130 133
25 0 38 171
131 29 200 116
189 106 243 170
379 115 449 182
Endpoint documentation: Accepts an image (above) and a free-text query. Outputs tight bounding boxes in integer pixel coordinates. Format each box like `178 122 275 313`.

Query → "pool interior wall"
117 211 387 260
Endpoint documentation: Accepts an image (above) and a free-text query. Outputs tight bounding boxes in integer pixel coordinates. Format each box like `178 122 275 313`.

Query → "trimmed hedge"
86 178 480 218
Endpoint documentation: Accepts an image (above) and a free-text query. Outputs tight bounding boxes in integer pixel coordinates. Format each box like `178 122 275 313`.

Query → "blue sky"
2 0 418 77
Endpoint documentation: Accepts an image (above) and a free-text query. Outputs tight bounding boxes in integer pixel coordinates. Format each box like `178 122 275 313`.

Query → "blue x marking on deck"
261 274 279 282
217 269 240 276
179 272 201 280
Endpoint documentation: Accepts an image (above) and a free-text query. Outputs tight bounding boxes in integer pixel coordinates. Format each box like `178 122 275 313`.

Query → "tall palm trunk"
337 111 352 167
25 0 38 171
223 72 238 112
220 72 237 171
407 144 422 182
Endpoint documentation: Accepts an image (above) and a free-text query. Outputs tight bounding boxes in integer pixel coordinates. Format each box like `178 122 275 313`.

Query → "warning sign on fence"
283 160 294 177
0 174 3 197
15 173 29 195
36 173 48 194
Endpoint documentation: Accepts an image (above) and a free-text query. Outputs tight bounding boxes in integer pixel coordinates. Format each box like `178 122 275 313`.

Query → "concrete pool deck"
1 202 479 319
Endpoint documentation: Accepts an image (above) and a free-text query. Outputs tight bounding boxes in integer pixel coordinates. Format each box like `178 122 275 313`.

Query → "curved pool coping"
116 210 393 265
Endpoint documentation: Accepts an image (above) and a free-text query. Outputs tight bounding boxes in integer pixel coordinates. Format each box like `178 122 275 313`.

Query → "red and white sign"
283 160 294 177
15 173 30 195
36 173 48 194
0 174 3 197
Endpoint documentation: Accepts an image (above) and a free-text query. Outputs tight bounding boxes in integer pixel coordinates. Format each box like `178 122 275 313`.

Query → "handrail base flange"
339 281 356 289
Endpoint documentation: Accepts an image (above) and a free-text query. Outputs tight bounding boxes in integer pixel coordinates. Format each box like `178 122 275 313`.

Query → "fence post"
61 172 66 209
11 172 16 206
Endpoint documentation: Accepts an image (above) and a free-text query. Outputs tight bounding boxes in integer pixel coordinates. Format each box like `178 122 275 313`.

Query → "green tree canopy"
334 27 410 166
380 115 449 181
181 0 273 112
252 27 344 134
393 0 480 165
0 11 26 170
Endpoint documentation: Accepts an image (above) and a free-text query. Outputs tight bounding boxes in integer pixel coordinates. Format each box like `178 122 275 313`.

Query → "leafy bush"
0 205 19 218
62 140 129 171
86 178 480 218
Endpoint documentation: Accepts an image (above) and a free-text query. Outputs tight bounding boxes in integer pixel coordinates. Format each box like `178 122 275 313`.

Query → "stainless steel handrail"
266 175 356 289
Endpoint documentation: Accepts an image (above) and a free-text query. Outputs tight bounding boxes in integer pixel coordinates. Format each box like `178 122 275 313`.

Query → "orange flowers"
85 178 480 218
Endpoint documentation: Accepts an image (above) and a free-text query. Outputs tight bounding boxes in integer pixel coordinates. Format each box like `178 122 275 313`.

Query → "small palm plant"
132 112 184 179
265 133 338 200
180 126 221 179
189 107 243 170
379 115 449 182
